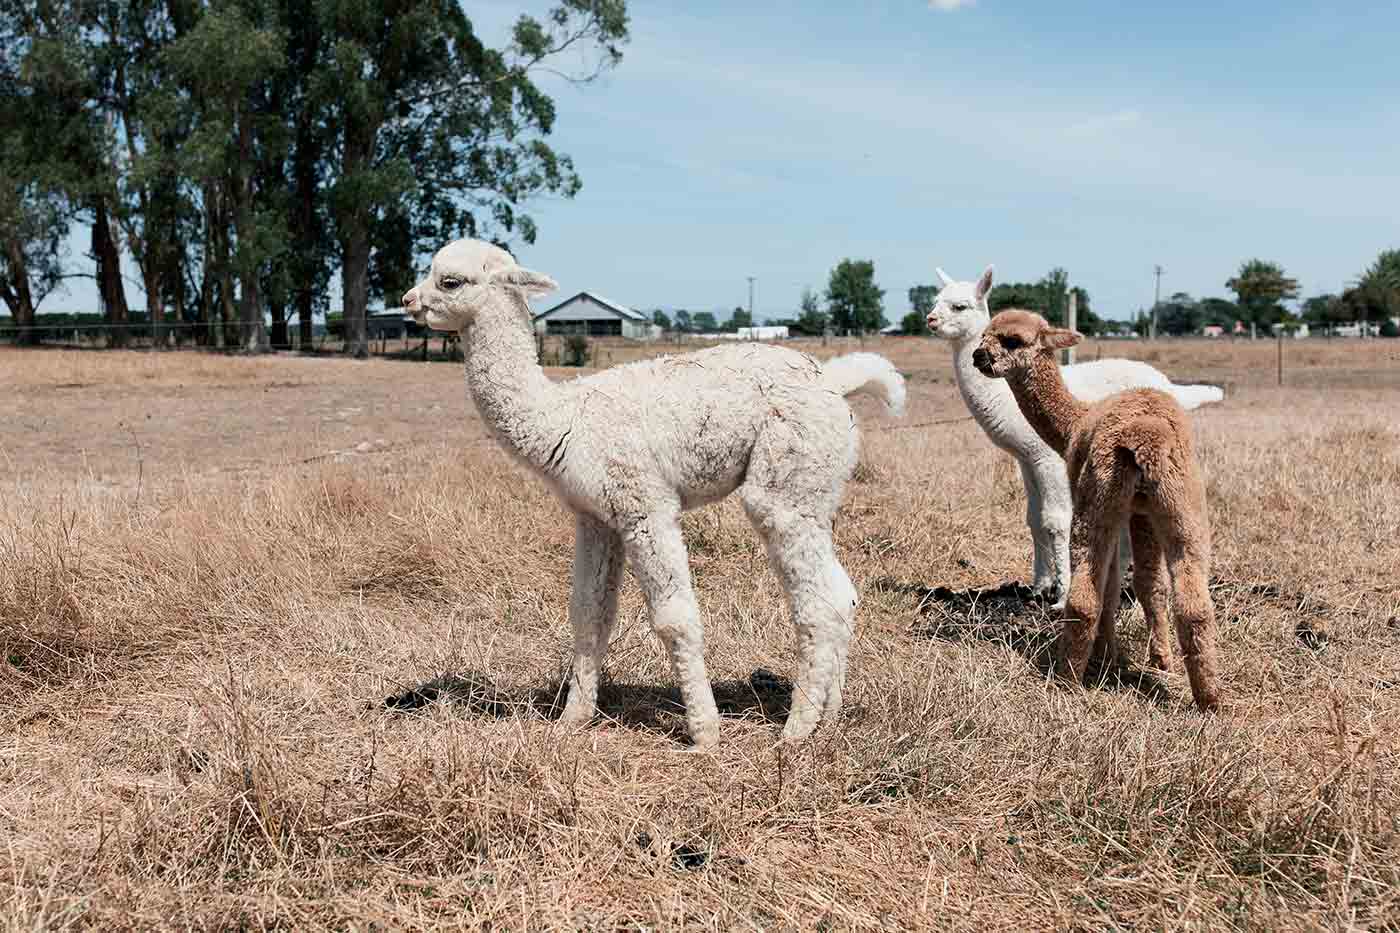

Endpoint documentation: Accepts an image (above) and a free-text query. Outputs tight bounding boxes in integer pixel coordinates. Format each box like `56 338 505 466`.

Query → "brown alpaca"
972 310 1222 712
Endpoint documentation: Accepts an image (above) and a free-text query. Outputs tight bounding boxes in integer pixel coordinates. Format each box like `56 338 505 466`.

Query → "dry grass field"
2 337 1399 930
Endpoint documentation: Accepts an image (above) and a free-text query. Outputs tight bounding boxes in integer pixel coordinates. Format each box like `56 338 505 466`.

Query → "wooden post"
1063 288 1078 365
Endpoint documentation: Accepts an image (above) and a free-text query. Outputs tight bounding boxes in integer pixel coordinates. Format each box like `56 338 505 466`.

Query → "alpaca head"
973 309 1080 380
402 238 557 331
925 265 994 342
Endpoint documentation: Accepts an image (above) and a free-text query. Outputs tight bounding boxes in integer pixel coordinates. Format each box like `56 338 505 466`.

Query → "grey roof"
534 291 650 323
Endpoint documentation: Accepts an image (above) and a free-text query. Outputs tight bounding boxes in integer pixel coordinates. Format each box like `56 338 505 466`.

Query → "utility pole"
746 276 755 319
1151 264 1163 340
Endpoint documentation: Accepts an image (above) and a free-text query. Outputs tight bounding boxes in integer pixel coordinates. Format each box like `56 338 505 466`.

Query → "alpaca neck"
1005 353 1087 456
461 291 561 469
952 335 1004 419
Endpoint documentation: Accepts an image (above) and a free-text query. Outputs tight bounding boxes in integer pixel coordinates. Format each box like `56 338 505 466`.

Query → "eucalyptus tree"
318 0 629 357
0 0 105 343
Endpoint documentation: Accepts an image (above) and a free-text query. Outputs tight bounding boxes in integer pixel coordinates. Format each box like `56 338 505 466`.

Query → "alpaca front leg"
559 514 624 728
624 514 720 749
1030 460 1073 608
1018 461 1053 594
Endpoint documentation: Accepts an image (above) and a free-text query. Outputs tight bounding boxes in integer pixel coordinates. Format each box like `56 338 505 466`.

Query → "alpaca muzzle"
972 348 993 373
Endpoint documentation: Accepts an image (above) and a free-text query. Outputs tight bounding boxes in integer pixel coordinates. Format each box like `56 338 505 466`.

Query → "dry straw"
1 340 1398 929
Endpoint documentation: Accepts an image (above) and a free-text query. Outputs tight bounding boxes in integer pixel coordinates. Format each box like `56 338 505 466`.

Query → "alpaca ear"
1041 327 1082 350
935 267 954 287
975 265 995 301
495 266 557 297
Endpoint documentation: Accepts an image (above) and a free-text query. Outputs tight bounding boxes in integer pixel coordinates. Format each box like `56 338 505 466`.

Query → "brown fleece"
976 309 1222 713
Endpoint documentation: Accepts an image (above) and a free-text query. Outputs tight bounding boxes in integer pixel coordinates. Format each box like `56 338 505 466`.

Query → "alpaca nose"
403 287 419 309
972 348 991 369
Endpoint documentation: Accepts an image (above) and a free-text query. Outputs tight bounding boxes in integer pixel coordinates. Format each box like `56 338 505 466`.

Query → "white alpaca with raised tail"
404 238 906 750
926 265 1222 605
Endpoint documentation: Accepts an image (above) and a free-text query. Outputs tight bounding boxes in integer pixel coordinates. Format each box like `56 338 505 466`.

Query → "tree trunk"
199 181 217 346
339 123 374 359
171 275 186 347
143 264 166 348
341 229 370 358
233 102 264 353
293 118 319 352
92 197 129 348
220 255 237 351
2 238 39 345
269 299 288 349
296 287 314 350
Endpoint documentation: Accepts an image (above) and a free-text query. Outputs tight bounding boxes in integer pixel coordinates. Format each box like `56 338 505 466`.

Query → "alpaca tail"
1118 416 1177 486
821 352 906 417
1166 382 1225 410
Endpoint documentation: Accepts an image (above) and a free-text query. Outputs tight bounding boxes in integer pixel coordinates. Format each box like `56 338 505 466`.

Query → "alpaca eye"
439 276 463 290
999 335 1024 350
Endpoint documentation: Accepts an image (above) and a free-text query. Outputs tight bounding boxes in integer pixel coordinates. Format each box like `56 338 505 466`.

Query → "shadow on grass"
877 577 1172 706
382 668 797 741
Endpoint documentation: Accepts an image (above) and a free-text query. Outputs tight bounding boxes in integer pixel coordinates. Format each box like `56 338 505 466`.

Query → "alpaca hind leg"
623 513 721 749
820 559 857 724
1057 504 1127 684
559 514 625 727
1089 548 1124 673
739 483 856 741
1129 515 1173 671
1159 524 1222 712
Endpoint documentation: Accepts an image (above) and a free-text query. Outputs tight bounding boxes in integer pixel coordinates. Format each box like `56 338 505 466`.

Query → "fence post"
1063 288 1078 365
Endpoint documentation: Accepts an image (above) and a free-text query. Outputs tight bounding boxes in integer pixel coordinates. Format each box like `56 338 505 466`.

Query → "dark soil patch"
880 578 1169 702
383 668 807 742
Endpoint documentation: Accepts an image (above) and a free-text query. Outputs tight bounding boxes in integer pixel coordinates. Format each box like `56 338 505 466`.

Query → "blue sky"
54 0 1400 323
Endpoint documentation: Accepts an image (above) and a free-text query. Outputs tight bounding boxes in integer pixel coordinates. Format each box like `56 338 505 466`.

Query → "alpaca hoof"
1194 695 1225 716
688 724 721 751
1051 658 1085 688
557 704 595 730
779 716 819 744
1147 653 1175 673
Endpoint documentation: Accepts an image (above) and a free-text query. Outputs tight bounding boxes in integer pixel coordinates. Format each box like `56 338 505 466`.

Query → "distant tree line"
0 0 628 353
1140 252 1400 337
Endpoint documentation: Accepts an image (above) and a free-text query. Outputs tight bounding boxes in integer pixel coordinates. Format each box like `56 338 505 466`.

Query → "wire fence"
0 319 459 358
0 319 889 367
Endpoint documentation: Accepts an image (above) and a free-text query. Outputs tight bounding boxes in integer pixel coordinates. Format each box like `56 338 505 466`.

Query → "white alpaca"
925 266 1223 604
403 239 906 749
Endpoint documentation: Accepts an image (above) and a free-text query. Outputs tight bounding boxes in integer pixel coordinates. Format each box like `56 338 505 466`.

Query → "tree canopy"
825 259 884 334
0 0 629 353
1226 259 1300 329
986 269 1105 335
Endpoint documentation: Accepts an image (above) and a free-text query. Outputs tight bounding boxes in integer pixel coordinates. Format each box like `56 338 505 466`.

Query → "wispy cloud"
928 0 975 10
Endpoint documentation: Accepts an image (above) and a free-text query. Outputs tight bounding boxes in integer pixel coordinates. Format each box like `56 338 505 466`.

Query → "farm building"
533 291 662 340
